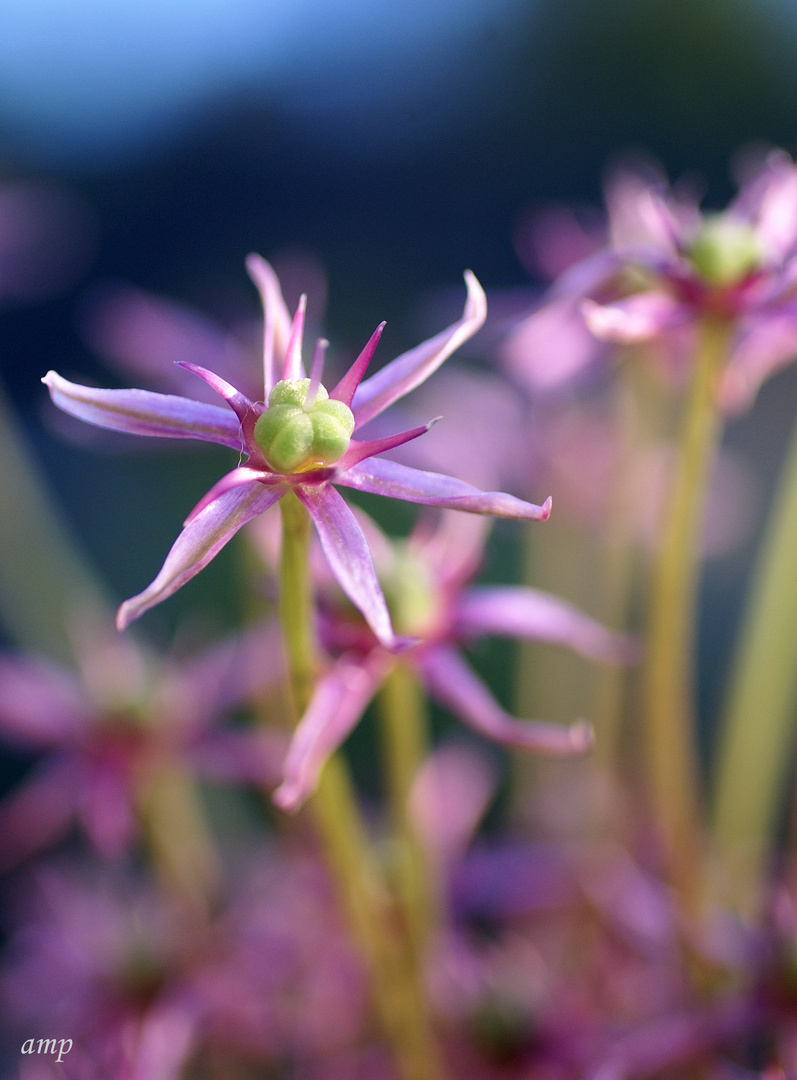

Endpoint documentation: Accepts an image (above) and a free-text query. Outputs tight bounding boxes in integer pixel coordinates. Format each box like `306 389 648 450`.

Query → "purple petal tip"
541 496 553 520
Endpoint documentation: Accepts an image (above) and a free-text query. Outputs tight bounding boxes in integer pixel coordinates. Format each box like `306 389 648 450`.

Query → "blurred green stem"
0 383 110 661
379 662 439 953
711 407 797 919
644 318 729 906
279 492 443 1080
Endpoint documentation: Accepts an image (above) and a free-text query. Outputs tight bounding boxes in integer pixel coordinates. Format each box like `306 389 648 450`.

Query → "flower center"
254 378 355 473
687 216 761 288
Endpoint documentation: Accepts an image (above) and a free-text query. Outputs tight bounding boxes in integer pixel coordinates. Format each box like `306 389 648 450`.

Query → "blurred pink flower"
262 511 636 810
503 151 797 410
0 617 285 868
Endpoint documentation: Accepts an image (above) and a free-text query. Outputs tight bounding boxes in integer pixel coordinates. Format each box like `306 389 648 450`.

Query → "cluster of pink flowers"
5 147 797 1078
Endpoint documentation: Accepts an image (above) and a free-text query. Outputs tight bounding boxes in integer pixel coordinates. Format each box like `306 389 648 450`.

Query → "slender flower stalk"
278 491 444 1080
711 408 797 919
378 662 438 953
644 318 730 904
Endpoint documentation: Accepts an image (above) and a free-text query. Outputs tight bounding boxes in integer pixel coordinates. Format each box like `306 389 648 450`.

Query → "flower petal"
351 270 486 428
329 322 385 406
454 586 638 663
502 296 603 391
295 484 395 647
582 292 685 343
0 655 88 746
117 482 283 628
336 457 552 520
417 645 593 754
336 420 436 470
184 467 282 525
246 253 294 395
43 371 243 450
283 294 307 381
175 362 253 421
273 651 392 811
720 311 797 412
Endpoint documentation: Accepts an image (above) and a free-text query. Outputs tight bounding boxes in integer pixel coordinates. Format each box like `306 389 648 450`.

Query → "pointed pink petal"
273 651 392 811
175 360 265 452
295 483 395 647
336 457 552 520
352 271 486 428
184 467 282 525
329 322 385 405
306 337 329 406
454 586 638 663
283 294 307 381
336 420 436 470
0 655 88 746
175 362 253 422
581 292 685 343
246 253 294 395
418 645 593 754
117 482 283 628
43 371 243 450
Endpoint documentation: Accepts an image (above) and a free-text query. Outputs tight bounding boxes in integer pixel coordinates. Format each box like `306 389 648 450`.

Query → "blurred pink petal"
274 651 392 811
409 743 497 866
582 293 686 343
503 296 602 390
419 645 593 754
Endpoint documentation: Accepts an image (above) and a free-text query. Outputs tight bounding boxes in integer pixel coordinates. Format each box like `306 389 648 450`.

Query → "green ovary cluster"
687 216 761 288
254 379 355 473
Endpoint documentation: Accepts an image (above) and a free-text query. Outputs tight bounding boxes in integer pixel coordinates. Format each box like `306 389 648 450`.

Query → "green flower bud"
254 378 355 473
688 216 761 287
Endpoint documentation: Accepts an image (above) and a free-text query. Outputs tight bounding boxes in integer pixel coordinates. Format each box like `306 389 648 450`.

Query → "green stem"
140 764 221 921
644 318 729 905
0 383 111 661
711 409 797 919
278 492 444 1080
378 663 439 955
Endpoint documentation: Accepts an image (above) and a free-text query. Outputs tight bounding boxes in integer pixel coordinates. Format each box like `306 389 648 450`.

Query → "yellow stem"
643 318 729 906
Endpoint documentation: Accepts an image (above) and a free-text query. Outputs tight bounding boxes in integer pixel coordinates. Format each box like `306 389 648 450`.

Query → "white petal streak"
43 371 242 449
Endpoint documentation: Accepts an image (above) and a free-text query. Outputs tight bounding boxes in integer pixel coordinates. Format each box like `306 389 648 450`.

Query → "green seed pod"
688 216 761 288
255 379 355 472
